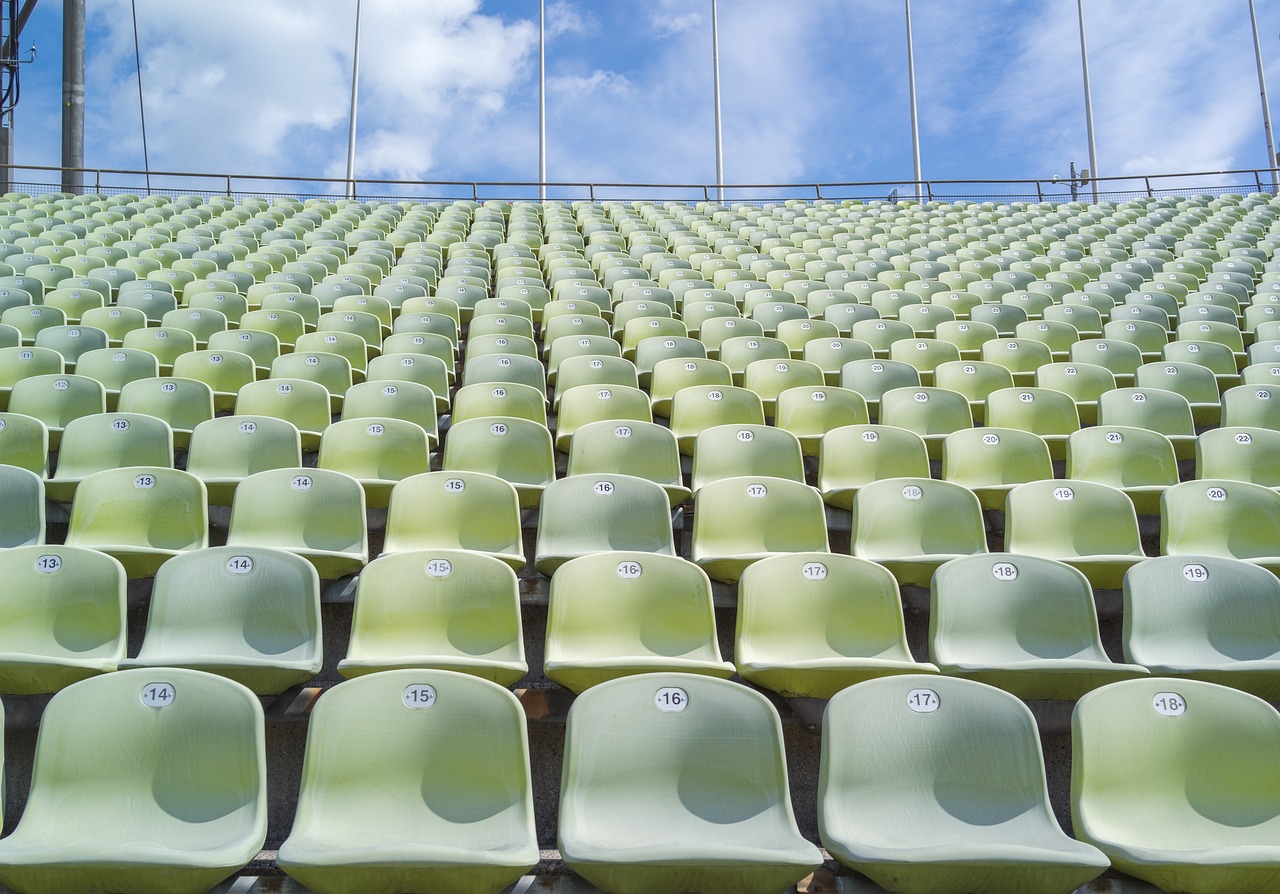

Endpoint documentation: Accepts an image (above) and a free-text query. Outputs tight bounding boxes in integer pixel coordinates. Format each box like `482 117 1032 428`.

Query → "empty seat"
559 673 822 894
120 546 321 695
667 383 765 455
1136 360 1223 426
553 383 652 452
566 419 689 508
1072 677 1280 894
1221 383 1280 431
690 423 805 493
115 376 214 449
821 675 1109 894
121 326 198 373
1066 425 1178 514
234 378 331 451
1005 479 1146 588
544 552 733 692
46 412 173 503
226 468 368 579
1124 555 1280 700
534 474 676 575
64 467 206 578
440 416 554 509
338 550 526 684
316 417 432 509
692 476 829 583
171 349 256 413
1196 426 1280 487
0 411 48 477
1097 386 1197 460
941 427 1054 511
383 471 525 571
934 360 1014 425
1161 479 1280 573
817 423 931 510
878 385 974 459
984 386 1081 461
736 553 937 699
1034 361 1116 425
0 544 124 694
277 669 537 894
851 477 988 587
73 347 160 411
931 554 1147 699
8 372 105 448
185 415 303 507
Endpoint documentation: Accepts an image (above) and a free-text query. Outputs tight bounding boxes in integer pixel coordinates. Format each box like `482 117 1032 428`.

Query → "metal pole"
61 0 85 194
1076 0 1100 203
1248 0 1279 192
130 0 151 193
904 0 922 199
539 0 546 201
711 0 724 203
344 0 362 200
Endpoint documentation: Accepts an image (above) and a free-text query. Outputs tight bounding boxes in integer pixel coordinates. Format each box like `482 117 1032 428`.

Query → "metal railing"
7 162 1280 206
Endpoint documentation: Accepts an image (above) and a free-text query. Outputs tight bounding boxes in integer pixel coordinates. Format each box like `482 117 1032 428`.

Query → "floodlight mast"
1246 0 1278 193
61 0 83 193
344 0 362 200
0 0 42 195
711 0 724 203
1076 0 1100 203
905 0 922 200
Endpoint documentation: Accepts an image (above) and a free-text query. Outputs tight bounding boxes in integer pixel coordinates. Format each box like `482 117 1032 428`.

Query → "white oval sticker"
907 688 940 713
403 684 437 709
226 555 254 574
617 560 642 579
1153 692 1186 716
34 554 62 574
655 687 688 713
425 558 452 578
141 682 176 708
801 562 827 580
992 562 1018 581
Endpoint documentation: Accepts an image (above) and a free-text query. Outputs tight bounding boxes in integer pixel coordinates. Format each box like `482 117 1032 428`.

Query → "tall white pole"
711 0 724 203
539 0 547 201
1248 0 1279 192
1076 0 1100 203
904 0 922 199
345 0 363 200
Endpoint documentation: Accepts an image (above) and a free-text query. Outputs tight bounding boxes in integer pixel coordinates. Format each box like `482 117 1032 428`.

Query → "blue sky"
8 0 1280 199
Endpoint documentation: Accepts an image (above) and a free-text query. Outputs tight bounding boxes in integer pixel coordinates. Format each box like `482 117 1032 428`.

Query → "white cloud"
546 1 596 39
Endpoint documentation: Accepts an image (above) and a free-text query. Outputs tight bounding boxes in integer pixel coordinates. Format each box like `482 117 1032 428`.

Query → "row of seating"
2 539 1274 707
0 666 1271 894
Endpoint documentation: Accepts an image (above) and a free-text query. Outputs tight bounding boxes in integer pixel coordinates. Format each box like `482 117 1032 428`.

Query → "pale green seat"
0 668 266 894
984 386 1081 461
1195 426 1280 487
233 378 331 451
0 545 125 694
1066 425 1178 514
342 380 438 447
1124 554 1280 700
1072 677 1280 894
851 477 987 587
120 546 321 694
46 412 174 502
316 417 432 508
441 416 554 509
8 372 105 448
534 474 676 575
668 384 765 455
1160 479 1280 574
338 550 525 685
1221 383 1280 431
171 349 257 413
931 554 1147 699
736 553 936 699
772 384 869 455
0 411 48 477
554 383 653 452
73 347 161 411
566 419 690 508
559 673 822 894
64 467 206 578
817 423 930 510
1005 479 1146 589
691 476 829 583
277 669 537 894
451 381 547 426
383 471 525 571
226 468 368 580
941 427 1053 511
878 385 974 459
1097 386 1197 461
0 345 64 412
821 675 1109 894
116 376 215 449
690 422 804 493
185 415 303 506
545 552 733 692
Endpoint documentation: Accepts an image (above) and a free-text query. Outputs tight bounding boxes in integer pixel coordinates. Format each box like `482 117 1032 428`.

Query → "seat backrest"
0 410 48 476
1160 478 1280 561
690 423 804 492
535 474 676 574
1066 425 1178 488
1195 426 1280 486
1005 479 1144 559
383 470 524 563
851 477 987 563
227 468 367 560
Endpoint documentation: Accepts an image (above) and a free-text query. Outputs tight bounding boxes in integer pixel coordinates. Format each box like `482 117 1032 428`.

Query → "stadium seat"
820 675 1109 894
338 550 526 684
553 383 652 452
981 337 1054 386
207 328 282 375
1070 338 1143 386
772 384 869 454
1066 425 1178 514
1072 677 1280 893
1221 383 1280 431
226 468 368 579
1097 386 1197 460
73 347 160 411
233 378 331 451
46 412 173 503
933 360 1014 424
121 546 321 694
940 427 1054 511
736 553 936 699
120 326 198 373
170 349 256 413
1123 554 1280 700
185 416 303 507
1195 426 1280 486
1136 360 1223 426
690 423 804 493
544 552 733 692
817 423 930 510
691 476 829 583
382 471 526 571
566 419 689 508
440 416 554 509
1004 480 1146 588
277 668 537 894
1160 479 1280 573
559 673 822 894
270 350 353 411
534 474 676 575
0 410 47 477
878 385 974 459
8 372 105 448
668 383 765 454
850 477 987 587
1034 361 1115 425
930 554 1147 699
341 380 438 447
33 324 108 369
553 354 640 409
115 376 215 449
0 345 63 411
0 668 267 894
